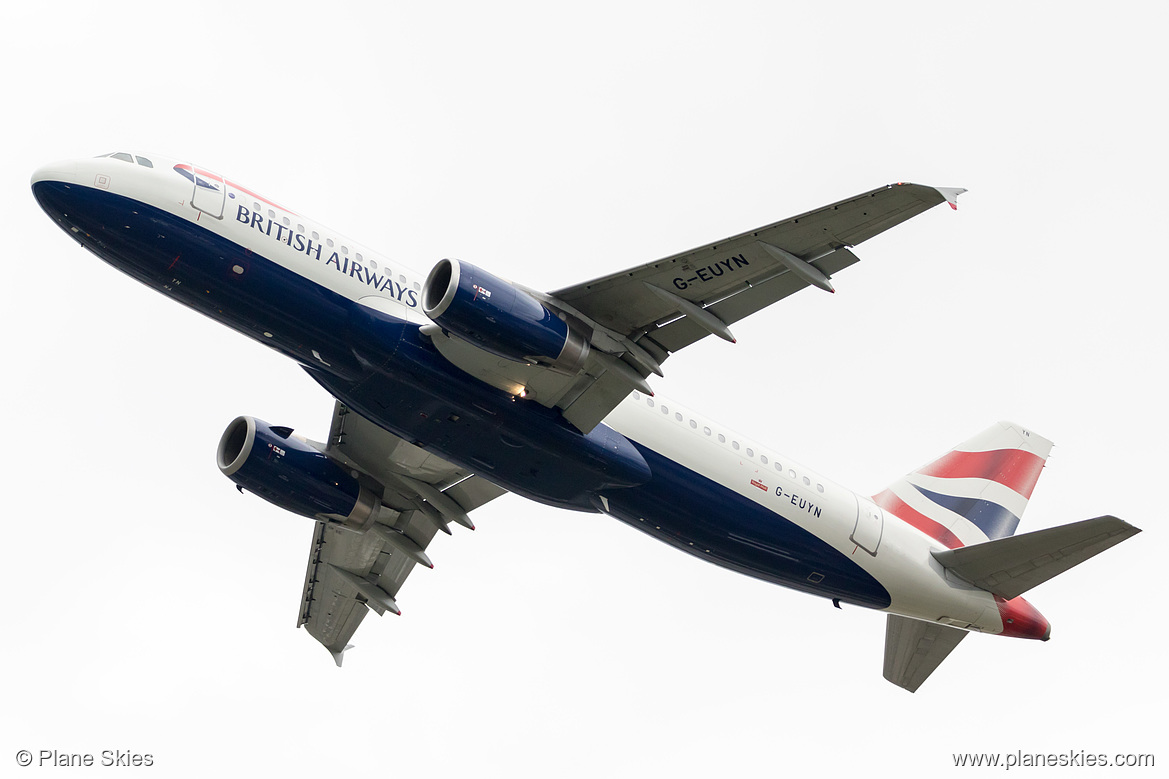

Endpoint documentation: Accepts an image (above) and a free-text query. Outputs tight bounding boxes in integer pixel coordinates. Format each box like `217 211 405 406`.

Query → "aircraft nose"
31 160 81 188
30 159 99 233
996 595 1051 641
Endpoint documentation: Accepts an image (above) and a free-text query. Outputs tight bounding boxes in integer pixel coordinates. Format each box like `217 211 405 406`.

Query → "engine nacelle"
217 416 379 531
422 259 589 373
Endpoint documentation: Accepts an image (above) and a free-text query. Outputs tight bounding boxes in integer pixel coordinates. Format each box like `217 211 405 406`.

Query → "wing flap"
883 614 968 693
560 363 642 432
443 474 509 513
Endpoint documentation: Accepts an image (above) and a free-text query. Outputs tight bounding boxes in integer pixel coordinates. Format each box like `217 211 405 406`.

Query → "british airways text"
234 205 418 305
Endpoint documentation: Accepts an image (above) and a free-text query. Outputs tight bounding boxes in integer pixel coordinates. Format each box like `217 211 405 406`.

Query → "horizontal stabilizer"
931 515 1140 600
883 614 968 693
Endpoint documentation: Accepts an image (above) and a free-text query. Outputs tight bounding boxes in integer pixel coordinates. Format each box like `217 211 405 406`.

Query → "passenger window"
674 412 682 422
661 405 669 414
803 476 811 486
760 454 768 465
297 224 305 234
689 420 697 429
647 399 655 408
703 427 711 436
789 469 796 479
632 391 641 400
718 434 726 443
732 441 740 451
746 448 754 457
283 217 291 227
327 238 335 247
817 484 825 493
775 462 782 471
341 245 349 255
312 231 320 241
134 156 153 168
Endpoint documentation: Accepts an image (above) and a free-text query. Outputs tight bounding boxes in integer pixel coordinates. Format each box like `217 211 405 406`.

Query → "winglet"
936 187 967 210
330 643 355 667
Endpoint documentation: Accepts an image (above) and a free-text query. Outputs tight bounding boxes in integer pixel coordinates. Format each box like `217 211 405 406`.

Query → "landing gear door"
851 496 884 556
189 165 226 219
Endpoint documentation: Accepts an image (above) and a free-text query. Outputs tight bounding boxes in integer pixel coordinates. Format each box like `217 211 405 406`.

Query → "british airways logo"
233 204 418 306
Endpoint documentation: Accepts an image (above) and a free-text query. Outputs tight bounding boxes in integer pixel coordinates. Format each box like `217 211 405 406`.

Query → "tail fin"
874 421 1054 548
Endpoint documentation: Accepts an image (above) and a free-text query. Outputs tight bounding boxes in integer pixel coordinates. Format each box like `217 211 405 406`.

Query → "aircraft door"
189 165 226 219
850 495 884 556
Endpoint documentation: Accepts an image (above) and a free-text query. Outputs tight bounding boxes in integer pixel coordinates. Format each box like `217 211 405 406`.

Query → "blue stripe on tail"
912 486 1021 540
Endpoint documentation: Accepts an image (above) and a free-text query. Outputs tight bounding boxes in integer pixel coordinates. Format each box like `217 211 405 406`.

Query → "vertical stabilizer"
874 422 1053 548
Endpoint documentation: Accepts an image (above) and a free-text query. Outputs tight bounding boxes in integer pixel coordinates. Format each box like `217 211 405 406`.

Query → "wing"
421 183 962 433
297 402 507 664
545 182 963 430
883 614 968 693
554 183 964 354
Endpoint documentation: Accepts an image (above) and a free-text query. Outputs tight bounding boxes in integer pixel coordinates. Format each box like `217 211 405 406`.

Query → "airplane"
31 151 1140 691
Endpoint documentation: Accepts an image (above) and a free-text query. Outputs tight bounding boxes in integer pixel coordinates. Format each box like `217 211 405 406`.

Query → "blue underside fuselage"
34 181 891 609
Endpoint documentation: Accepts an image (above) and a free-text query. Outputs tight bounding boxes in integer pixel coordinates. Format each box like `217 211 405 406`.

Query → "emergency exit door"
851 496 884 556
189 165 226 219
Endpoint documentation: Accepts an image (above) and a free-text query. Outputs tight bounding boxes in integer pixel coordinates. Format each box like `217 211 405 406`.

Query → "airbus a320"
32 152 1140 691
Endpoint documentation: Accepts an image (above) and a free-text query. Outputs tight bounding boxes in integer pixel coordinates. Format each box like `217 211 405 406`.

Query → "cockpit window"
135 156 153 168
111 152 133 163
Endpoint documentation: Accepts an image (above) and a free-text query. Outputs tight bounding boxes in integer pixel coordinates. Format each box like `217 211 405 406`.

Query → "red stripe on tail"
872 490 965 549
917 449 1045 499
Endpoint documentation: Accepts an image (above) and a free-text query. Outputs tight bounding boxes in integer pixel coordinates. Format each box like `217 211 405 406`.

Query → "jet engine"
422 259 589 373
217 416 379 531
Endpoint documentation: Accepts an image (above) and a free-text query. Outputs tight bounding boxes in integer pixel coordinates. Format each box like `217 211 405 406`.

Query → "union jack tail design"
874 422 1053 549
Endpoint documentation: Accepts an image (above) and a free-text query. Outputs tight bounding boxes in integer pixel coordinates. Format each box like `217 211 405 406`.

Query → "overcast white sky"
3 2 1165 776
